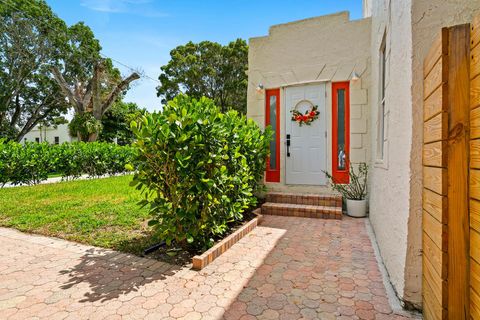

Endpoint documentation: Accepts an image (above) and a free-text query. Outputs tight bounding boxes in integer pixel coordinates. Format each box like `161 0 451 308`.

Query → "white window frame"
376 33 387 165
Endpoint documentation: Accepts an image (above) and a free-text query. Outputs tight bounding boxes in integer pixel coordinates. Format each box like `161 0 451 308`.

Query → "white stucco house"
247 0 480 310
22 124 76 144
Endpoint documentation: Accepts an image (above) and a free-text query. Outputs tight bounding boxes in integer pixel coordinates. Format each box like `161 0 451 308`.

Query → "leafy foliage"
129 95 271 249
0 0 137 142
0 0 71 141
0 140 52 186
324 162 368 200
99 101 146 145
68 113 103 141
157 39 248 114
0 140 136 186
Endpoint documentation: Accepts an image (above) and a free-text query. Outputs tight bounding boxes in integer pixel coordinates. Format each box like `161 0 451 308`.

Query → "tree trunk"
88 132 98 142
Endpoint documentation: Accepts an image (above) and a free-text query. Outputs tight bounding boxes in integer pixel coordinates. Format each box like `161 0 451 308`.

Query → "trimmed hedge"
129 95 272 249
0 140 135 187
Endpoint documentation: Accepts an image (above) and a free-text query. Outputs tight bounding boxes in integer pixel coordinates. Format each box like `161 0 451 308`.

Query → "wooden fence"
423 24 471 320
470 14 480 319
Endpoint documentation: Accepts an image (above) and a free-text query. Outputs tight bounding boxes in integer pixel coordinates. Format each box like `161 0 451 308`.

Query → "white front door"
285 83 327 185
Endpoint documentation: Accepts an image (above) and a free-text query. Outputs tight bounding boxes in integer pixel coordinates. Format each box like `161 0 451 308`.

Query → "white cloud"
80 0 167 17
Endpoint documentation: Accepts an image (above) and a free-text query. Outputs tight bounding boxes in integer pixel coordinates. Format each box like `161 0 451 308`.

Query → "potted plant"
324 162 368 217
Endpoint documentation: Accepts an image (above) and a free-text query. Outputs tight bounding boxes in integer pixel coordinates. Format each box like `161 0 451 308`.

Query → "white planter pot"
346 199 367 218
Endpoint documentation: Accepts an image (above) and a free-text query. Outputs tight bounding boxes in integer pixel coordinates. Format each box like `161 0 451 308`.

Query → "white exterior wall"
363 0 372 18
368 0 480 309
247 12 371 193
368 0 416 308
23 124 76 144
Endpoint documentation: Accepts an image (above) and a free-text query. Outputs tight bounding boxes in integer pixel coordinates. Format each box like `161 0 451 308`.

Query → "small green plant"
128 95 271 250
68 113 103 142
324 162 368 200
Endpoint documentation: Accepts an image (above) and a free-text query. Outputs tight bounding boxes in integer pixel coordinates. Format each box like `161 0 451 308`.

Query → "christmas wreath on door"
290 100 320 126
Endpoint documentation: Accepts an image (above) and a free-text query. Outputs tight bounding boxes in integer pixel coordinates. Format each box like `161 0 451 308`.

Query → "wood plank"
424 112 447 143
472 42 480 80
424 252 448 305
471 169 480 201
471 199 480 234
471 287 480 320
423 188 447 223
423 276 446 320
446 25 470 319
471 106 480 139
425 28 448 79
472 14 480 50
424 231 447 278
471 257 480 297
472 74 480 110
424 210 447 251
424 84 447 121
424 141 446 167
424 166 447 195
472 139 480 169
471 229 480 266
425 58 446 99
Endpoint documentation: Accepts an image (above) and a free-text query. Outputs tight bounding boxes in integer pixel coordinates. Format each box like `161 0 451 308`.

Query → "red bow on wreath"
291 105 320 126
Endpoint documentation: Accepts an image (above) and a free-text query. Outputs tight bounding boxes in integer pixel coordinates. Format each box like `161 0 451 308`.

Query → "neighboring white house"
22 124 77 144
247 0 480 310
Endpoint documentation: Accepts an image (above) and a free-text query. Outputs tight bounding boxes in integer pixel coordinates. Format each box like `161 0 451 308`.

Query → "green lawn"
0 175 154 255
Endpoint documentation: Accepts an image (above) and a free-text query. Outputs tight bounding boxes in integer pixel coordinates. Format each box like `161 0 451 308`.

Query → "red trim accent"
265 88 280 183
332 82 350 184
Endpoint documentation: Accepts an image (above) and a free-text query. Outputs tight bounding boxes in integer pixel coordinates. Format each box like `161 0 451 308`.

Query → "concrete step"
261 202 342 220
266 192 342 208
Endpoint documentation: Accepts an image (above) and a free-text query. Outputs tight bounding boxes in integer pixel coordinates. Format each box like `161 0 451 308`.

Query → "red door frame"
265 88 280 182
332 82 350 184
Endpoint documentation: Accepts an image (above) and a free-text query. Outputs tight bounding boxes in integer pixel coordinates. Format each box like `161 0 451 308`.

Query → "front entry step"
261 202 342 219
266 192 342 207
262 192 343 220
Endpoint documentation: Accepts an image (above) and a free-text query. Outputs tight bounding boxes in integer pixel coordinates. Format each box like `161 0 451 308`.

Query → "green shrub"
0 141 135 185
129 95 271 249
0 141 53 186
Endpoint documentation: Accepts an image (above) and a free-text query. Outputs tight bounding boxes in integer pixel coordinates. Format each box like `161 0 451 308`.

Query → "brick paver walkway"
0 216 417 319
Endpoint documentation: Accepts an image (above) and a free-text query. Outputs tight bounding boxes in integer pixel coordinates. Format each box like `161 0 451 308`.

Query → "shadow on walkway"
59 248 181 302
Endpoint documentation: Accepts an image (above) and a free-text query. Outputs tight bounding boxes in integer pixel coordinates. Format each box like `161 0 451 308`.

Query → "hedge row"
0 141 136 187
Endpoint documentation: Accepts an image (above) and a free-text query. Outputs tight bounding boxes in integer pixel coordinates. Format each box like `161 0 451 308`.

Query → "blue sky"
47 0 363 111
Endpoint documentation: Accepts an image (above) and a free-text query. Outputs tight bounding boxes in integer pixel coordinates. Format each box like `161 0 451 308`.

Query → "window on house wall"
332 82 350 183
377 34 387 161
265 89 280 182
54 137 60 145
35 137 40 143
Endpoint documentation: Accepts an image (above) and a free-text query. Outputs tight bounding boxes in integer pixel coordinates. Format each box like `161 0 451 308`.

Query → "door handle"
286 134 291 157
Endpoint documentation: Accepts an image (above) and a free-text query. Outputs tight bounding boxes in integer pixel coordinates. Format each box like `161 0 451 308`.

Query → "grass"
0 175 156 255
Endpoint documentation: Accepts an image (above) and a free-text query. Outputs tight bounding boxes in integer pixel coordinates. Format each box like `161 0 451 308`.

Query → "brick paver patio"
0 216 417 319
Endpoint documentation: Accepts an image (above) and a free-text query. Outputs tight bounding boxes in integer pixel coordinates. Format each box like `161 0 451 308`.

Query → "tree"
50 21 140 142
0 0 139 142
52 60 140 142
0 0 70 142
98 101 145 145
157 39 248 114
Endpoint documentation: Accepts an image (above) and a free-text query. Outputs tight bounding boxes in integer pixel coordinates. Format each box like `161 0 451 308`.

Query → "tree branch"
51 67 83 113
99 72 140 119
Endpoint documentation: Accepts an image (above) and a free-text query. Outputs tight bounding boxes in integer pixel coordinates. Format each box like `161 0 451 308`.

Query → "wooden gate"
422 24 471 319
470 14 480 319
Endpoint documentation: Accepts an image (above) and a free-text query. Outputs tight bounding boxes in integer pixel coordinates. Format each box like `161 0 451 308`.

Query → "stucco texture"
368 0 480 310
247 12 371 193
368 0 415 309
